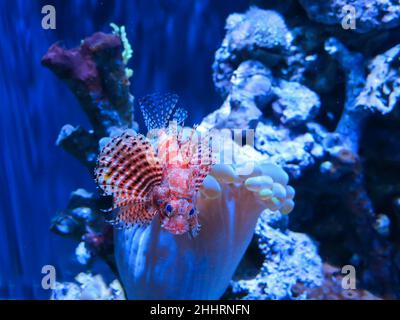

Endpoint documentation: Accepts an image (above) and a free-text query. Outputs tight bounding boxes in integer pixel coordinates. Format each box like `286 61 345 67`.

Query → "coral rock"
51 273 125 300
299 0 400 33
356 44 400 116
231 210 323 300
42 32 134 136
213 8 290 97
272 79 321 127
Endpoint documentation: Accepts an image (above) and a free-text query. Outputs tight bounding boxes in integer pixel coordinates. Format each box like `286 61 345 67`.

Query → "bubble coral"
114 131 295 299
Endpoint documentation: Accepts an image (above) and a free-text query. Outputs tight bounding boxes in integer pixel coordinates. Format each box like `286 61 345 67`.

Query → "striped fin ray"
190 132 214 191
109 200 158 228
139 93 187 132
188 215 201 238
178 126 198 165
95 131 163 202
172 107 188 126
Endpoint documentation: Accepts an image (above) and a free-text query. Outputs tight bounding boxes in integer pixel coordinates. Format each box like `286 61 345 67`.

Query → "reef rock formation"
299 0 400 33
213 8 291 97
210 5 400 298
355 43 400 115
44 2 400 300
51 273 125 300
292 263 380 300
231 210 323 300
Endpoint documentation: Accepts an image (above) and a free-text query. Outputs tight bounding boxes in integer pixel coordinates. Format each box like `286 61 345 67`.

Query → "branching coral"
42 30 136 275
42 31 135 138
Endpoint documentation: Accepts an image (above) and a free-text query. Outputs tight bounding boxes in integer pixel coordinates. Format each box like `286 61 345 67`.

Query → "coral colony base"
44 1 400 300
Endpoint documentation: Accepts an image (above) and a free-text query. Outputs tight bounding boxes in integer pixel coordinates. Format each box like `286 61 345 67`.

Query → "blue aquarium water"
1 0 400 301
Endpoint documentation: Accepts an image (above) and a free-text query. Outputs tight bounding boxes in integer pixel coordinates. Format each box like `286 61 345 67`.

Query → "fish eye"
165 204 173 216
189 208 195 216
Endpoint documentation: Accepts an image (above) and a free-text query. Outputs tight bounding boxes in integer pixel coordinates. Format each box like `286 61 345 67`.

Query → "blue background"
0 0 248 299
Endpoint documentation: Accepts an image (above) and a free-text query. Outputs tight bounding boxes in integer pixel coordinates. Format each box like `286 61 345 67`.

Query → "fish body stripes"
94 93 213 236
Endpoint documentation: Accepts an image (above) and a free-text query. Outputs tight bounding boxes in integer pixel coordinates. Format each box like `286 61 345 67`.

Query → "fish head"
160 198 197 235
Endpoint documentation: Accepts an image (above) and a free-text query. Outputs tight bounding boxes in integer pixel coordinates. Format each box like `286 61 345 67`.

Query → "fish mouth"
161 216 189 235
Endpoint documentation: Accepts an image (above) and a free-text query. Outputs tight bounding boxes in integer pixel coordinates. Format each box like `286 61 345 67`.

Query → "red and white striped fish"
94 93 213 237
